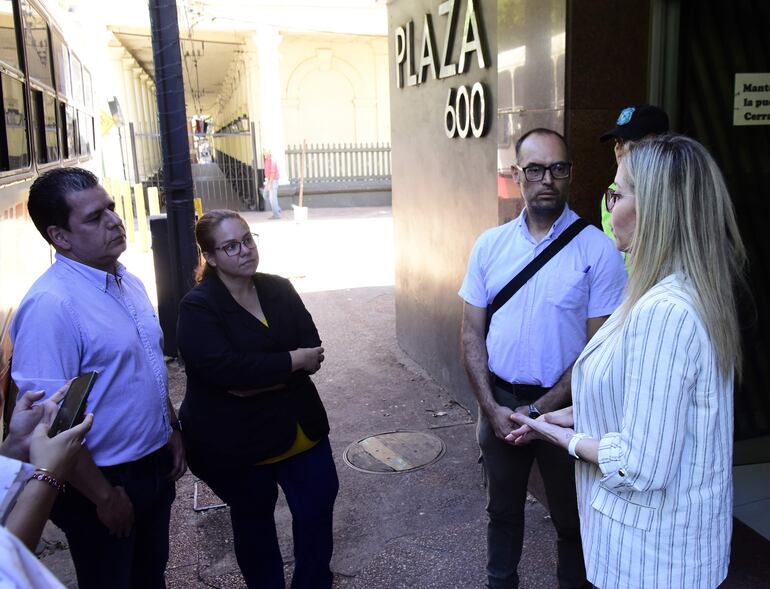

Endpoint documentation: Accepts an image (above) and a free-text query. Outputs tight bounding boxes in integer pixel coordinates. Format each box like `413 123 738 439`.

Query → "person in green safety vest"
599 105 670 256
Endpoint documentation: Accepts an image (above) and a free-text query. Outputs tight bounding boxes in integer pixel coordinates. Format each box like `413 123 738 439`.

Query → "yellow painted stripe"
359 436 414 471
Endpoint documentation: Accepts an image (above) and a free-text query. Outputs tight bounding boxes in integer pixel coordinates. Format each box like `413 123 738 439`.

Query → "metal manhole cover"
343 430 446 474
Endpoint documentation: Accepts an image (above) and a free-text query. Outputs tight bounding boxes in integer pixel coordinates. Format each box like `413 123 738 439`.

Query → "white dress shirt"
459 206 627 386
573 274 732 589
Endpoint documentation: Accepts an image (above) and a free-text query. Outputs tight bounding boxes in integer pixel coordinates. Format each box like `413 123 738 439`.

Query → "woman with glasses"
508 135 746 588
176 209 338 589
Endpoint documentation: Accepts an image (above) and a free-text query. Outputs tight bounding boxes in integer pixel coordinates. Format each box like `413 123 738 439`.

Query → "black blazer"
176 272 329 464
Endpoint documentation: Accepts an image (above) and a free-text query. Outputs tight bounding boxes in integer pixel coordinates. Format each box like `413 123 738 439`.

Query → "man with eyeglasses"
459 129 627 588
10 167 184 589
599 105 669 243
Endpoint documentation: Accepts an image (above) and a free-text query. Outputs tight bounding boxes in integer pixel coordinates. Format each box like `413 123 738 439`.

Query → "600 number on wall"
445 82 487 139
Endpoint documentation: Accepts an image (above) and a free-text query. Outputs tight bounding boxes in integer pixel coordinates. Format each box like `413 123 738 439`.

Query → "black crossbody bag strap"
485 218 590 335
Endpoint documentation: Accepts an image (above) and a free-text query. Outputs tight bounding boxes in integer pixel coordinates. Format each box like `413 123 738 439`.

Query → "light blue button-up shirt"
459 206 627 387
10 254 170 466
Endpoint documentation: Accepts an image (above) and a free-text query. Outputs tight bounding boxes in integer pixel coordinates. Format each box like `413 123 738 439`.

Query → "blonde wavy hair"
622 134 747 379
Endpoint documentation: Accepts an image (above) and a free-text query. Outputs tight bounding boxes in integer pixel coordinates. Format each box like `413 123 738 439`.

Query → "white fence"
285 143 391 183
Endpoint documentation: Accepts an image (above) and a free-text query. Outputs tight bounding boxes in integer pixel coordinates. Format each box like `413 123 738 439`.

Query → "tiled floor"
734 462 770 541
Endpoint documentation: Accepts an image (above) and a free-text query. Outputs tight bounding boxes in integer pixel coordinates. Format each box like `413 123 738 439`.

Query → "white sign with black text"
734 73 770 126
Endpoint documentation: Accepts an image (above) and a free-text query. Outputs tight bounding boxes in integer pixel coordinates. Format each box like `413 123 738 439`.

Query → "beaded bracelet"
29 470 65 493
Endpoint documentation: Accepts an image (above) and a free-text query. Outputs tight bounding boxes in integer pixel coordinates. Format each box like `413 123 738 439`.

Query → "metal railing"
129 123 263 212
285 142 391 183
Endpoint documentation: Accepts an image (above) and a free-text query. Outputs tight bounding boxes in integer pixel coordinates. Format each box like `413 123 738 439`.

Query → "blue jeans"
50 447 175 589
267 182 281 216
190 437 338 589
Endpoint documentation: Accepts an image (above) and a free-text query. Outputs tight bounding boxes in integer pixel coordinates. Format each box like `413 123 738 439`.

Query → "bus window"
70 54 83 107
30 88 58 163
66 104 76 156
83 68 93 112
20 0 54 89
43 92 57 160
57 99 67 158
0 0 21 72
52 32 70 99
1 74 30 170
30 89 44 162
80 67 92 157
78 109 89 155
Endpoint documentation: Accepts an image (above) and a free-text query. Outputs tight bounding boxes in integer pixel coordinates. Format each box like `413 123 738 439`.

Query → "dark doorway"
678 0 770 453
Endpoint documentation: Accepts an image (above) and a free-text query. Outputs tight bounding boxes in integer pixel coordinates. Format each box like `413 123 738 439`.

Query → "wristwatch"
528 403 541 419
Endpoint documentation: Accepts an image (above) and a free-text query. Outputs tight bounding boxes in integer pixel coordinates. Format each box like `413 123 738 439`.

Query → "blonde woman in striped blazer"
508 134 747 589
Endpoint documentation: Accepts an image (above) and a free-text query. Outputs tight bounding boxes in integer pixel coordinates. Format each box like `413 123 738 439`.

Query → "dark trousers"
478 387 589 589
191 437 339 589
50 447 175 589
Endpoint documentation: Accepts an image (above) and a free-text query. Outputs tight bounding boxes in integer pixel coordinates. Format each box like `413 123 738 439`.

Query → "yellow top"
257 422 319 465
254 315 320 464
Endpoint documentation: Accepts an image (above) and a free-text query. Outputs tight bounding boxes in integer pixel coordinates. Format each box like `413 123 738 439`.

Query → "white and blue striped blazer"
573 274 733 589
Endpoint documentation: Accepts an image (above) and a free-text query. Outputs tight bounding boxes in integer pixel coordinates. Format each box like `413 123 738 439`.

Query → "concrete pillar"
121 58 141 182
137 71 154 176
106 46 131 180
148 81 161 169
143 80 155 169
239 60 249 163
254 28 287 181
244 47 262 160
127 67 145 179
142 75 158 172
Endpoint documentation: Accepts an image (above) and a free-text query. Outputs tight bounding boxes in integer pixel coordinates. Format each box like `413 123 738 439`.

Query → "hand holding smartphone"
48 372 98 438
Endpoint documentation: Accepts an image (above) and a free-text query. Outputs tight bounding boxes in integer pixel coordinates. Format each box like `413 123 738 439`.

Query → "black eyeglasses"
514 161 572 182
604 188 627 212
215 233 259 257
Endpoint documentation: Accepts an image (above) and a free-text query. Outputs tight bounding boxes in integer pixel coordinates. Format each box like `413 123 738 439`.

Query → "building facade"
388 0 770 537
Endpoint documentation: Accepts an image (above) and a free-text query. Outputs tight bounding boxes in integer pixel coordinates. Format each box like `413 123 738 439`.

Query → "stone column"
121 57 141 183
106 46 130 180
254 28 287 183
146 80 160 170
137 71 154 176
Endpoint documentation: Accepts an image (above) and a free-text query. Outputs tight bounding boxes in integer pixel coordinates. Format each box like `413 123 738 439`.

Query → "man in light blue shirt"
460 129 627 589
10 168 185 589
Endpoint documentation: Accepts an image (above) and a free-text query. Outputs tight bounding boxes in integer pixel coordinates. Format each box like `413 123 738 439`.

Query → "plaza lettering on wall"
733 73 770 126
394 0 489 139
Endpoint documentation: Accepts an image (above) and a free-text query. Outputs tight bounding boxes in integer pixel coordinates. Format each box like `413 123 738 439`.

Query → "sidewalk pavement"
38 207 770 588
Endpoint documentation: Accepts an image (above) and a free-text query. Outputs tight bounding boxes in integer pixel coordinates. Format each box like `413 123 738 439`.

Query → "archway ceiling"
94 0 387 116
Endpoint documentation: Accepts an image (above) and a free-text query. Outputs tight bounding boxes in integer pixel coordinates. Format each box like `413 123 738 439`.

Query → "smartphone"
48 371 98 438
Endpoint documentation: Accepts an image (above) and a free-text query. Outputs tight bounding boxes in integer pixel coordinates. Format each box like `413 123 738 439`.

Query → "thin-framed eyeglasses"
513 161 572 182
215 233 259 257
604 188 627 212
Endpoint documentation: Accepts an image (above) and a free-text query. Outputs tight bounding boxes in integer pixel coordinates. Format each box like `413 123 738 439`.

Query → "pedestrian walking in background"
264 149 281 219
